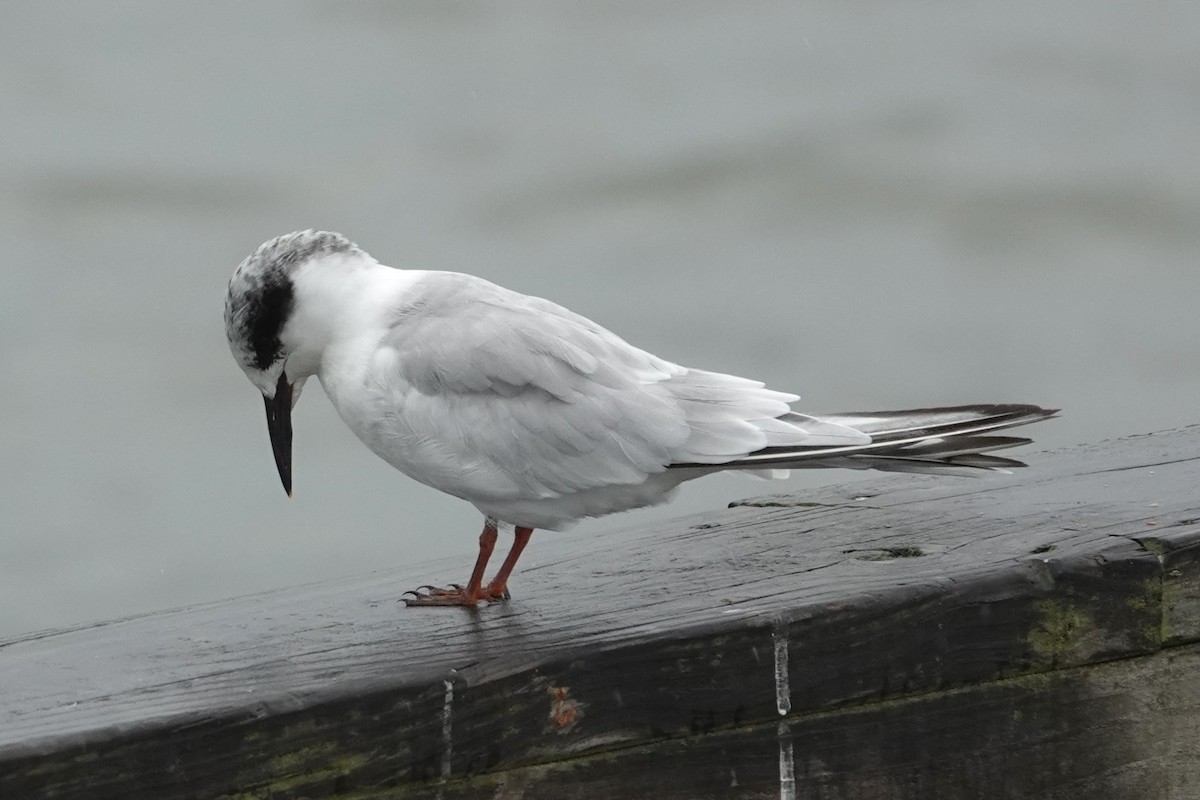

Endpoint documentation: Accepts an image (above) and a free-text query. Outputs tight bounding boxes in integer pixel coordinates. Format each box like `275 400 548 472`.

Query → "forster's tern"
224 230 1056 607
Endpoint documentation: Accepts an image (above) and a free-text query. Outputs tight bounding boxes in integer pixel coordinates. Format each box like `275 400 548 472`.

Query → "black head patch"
241 269 294 370
224 230 358 372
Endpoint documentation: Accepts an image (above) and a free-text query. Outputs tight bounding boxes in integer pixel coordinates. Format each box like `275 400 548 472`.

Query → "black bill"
263 372 294 496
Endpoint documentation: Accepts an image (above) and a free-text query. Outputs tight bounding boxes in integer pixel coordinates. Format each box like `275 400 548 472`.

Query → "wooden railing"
3 426 1198 799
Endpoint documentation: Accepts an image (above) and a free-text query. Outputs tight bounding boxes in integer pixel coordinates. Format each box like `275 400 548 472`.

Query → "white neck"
281 252 422 382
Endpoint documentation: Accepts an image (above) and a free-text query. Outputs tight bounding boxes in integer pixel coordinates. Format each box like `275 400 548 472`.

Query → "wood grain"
2 426 1198 799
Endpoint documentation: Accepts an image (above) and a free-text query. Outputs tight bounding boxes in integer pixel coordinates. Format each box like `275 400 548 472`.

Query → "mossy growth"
1027 600 1092 668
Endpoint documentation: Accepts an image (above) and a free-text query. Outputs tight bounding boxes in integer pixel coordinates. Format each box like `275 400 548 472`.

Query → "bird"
224 230 1057 607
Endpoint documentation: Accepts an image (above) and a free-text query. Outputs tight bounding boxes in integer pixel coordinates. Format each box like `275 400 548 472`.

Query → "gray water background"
2 2 1197 637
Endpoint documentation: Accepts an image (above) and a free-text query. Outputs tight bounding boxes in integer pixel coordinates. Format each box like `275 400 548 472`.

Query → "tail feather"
815 404 1051 441
671 404 1058 474
896 435 1033 457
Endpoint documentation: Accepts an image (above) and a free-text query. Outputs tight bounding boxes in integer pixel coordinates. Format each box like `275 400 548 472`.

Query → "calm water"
2 1 1198 637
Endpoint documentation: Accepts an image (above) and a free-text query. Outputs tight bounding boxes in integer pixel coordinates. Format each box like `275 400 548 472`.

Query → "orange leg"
482 526 533 600
403 521 534 607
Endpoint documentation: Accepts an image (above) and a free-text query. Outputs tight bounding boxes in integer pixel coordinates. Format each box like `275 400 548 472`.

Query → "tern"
224 230 1056 607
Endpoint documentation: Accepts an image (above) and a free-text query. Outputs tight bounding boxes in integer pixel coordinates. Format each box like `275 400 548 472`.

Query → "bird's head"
223 229 361 496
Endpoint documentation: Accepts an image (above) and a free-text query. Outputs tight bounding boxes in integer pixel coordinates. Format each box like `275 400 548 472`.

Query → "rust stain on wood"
547 686 583 734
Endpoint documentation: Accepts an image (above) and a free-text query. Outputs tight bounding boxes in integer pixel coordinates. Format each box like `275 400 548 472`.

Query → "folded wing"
379 272 868 499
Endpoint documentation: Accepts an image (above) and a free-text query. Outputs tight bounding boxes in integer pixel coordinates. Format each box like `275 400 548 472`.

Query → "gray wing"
378 272 865 499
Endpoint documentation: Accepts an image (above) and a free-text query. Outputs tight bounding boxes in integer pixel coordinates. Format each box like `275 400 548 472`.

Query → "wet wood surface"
2 425 1198 799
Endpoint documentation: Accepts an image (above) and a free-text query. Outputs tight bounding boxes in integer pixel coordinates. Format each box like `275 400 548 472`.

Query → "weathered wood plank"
398 642 1200 800
1 426 1198 799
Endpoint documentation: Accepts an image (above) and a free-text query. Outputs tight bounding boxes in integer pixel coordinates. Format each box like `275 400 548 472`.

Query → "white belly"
318 346 688 530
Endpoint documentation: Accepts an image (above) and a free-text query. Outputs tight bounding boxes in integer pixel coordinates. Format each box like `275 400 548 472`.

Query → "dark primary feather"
669 404 1059 473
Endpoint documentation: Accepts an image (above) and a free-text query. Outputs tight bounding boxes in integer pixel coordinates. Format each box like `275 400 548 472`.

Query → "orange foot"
402 522 531 608
402 583 510 607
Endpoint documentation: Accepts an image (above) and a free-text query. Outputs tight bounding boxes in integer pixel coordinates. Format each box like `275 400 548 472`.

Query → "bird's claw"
403 583 484 607
401 582 510 607
412 583 464 594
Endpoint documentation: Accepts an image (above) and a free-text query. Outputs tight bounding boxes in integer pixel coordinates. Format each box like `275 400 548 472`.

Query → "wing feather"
375 272 854 502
